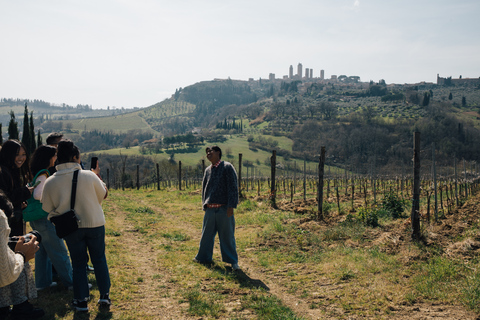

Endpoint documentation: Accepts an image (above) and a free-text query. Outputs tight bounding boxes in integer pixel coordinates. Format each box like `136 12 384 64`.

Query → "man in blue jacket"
194 145 239 270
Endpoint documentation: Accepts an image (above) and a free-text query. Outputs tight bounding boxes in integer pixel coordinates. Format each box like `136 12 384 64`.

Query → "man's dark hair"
206 145 222 159
56 140 80 164
46 132 63 145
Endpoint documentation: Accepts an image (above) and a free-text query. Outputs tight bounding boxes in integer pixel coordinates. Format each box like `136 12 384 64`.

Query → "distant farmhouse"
437 74 480 86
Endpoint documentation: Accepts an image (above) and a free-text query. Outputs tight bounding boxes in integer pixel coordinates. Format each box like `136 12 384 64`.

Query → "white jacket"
42 162 107 228
0 210 24 287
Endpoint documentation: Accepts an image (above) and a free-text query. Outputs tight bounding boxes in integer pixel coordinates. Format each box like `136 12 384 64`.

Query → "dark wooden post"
156 163 160 190
454 156 458 206
238 153 243 198
106 168 110 189
432 143 438 221
270 150 277 208
178 161 182 191
303 157 307 201
136 165 140 190
318 147 326 220
411 132 421 240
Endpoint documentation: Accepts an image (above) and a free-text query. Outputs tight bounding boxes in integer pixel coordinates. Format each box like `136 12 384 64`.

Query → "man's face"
206 148 220 164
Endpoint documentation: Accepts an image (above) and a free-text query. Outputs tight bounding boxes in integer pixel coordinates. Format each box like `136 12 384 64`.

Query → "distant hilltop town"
253 63 360 83
245 63 362 84
245 63 480 87
436 74 480 86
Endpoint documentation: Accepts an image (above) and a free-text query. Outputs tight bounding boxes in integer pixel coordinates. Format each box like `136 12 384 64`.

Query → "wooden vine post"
238 153 243 199
317 146 326 220
270 150 277 208
156 163 160 190
411 132 421 240
178 161 182 191
136 165 140 190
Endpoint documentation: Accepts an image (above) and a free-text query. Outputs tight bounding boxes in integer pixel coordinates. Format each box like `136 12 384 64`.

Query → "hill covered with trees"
138 77 480 173
3 76 480 175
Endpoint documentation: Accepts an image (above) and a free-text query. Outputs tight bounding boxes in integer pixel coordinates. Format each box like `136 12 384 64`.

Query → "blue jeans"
64 226 111 301
195 206 238 264
29 217 73 289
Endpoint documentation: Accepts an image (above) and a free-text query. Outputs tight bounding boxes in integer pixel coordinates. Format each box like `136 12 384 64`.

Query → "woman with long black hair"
0 140 33 237
26 145 73 291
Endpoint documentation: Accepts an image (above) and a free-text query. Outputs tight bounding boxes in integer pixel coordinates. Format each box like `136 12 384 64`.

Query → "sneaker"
36 281 57 291
192 257 212 264
87 265 94 272
71 299 88 312
231 263 240 270
98 293 111 308
10 301 45 319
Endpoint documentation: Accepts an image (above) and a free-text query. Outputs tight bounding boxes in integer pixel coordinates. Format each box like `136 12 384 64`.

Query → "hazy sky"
1 0 479 109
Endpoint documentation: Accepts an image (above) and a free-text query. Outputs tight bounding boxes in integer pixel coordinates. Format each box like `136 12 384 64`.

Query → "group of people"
0 133 111 319
0 133 241 319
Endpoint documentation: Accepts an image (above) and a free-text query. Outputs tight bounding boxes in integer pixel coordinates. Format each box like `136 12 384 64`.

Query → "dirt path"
107 197 196 319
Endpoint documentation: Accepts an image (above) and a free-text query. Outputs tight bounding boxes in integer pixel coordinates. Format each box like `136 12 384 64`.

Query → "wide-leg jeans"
64 226 111 301
29 217 73 289
195 206 238 264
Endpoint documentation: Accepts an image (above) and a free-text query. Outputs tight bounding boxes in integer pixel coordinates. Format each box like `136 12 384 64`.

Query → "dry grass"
29 186 480 319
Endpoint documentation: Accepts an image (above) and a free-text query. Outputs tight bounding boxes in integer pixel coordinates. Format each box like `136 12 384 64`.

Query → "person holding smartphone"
0 191 44 320
26 145 73 291
41 140 110 312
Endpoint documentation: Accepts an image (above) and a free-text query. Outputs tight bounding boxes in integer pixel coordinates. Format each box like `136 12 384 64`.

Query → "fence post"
303 157 306 201
463 159 468 198
238 153 243 198
270 150 277 208
156 163 160 190
136 165 140 190
432 143 438 221
179 161 182 191
318 147 326 220
454 156 458 206
411 132 421 240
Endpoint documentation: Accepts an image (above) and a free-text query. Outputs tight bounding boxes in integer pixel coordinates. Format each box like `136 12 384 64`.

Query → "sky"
1 0 479 109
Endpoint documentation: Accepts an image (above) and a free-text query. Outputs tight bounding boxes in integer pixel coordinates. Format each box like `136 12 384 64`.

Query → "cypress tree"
37 130 42 146
8 111 19 140
29 111 36 152
22 103 32 152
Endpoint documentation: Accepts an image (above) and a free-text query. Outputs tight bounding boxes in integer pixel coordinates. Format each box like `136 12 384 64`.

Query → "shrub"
357 207 379 228
382 192 407 219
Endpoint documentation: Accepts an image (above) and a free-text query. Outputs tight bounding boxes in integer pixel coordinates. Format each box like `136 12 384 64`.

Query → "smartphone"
90 157 98 170
29 180 41 188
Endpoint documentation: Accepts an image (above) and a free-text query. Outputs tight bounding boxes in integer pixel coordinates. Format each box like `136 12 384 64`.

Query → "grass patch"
241 294 305 320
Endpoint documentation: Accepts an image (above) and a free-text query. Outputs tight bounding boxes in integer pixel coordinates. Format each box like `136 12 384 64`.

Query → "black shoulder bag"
50 170 79 238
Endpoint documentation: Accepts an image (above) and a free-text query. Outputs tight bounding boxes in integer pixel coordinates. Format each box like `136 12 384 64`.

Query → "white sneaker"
98 293 111 306
231 263 240 270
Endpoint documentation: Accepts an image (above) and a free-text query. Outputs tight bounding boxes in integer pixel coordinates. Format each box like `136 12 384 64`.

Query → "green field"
67 112 155 134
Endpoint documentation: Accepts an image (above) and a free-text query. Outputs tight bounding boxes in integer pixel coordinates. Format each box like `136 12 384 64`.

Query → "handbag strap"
32 169 50 183
70 170 79 211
